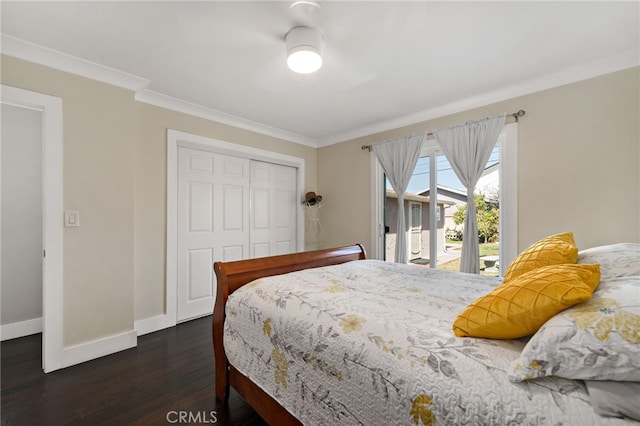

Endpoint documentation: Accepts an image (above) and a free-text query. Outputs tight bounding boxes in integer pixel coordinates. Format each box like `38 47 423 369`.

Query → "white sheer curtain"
433 114 505 273
372 134 425 264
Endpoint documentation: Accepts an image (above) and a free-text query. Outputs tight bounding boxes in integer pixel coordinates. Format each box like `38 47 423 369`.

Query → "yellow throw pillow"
503 232 578 283
453 263 601 339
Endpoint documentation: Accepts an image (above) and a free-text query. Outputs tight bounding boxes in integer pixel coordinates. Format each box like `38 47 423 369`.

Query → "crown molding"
3 33 636 149
135 89 318 147
1 34 318 147
1 34 150 92
317 48 640 147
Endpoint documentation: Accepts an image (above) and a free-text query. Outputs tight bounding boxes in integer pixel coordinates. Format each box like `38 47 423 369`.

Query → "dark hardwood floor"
1 316 266 425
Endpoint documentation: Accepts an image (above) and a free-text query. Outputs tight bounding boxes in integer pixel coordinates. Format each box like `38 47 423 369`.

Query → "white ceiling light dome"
285 26 323 74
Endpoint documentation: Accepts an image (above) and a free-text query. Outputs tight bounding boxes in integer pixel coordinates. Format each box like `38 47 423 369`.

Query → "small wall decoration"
303 191 322 207
303 192 323 249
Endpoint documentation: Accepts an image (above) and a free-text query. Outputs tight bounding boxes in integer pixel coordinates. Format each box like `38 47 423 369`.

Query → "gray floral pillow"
578 243 640 281
509 273 640 382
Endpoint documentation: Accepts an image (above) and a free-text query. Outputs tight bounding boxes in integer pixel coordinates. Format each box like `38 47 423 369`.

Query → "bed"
212 241 639 425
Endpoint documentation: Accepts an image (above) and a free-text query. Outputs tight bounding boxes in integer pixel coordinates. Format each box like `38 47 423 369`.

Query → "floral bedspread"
223 260 632 425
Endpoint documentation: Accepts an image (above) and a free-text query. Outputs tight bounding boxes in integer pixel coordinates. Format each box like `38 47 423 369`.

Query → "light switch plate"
64 211 80 227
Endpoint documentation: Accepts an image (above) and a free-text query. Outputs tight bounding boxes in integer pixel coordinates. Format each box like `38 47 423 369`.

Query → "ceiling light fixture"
285 26 323 74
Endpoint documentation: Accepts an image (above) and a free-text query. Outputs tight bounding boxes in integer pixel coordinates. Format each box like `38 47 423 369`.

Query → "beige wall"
1 55 318 347
1 56 136 346
318 67 640 254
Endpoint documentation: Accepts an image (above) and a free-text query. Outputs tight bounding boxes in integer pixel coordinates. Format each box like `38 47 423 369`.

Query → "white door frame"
409 201 422 260
166 129 305 327
1 85 64 372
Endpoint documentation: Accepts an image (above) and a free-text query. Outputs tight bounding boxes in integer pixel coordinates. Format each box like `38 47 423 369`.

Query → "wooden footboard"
212 244 367 424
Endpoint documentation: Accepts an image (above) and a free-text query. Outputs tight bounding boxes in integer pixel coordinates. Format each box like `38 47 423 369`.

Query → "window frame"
370 122 518 274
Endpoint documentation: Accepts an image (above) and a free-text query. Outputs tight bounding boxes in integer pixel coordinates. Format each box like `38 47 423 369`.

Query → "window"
372 123 518 275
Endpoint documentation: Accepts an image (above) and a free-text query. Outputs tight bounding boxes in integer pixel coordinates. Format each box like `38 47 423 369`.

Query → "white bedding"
223 259 633 425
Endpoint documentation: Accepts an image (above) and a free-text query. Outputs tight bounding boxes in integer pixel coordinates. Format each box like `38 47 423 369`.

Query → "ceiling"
2 1 638 147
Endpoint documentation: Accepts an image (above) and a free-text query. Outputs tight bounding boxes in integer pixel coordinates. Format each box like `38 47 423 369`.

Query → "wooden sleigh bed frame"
212 244 367 425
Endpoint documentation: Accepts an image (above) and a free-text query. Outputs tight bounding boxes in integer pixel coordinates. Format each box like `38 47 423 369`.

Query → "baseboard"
1 317 43 341
60 330 137 369
134 314 175 336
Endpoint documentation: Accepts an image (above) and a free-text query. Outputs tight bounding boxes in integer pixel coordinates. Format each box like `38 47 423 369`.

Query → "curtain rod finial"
512 110 525 122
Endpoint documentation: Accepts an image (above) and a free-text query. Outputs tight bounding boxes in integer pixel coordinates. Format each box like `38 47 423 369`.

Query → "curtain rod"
361 109 526 151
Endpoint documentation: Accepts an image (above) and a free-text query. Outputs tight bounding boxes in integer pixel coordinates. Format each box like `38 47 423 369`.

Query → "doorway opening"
1 85 64 373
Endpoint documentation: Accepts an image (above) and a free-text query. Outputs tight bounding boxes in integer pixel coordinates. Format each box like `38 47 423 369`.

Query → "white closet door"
177 147 249 322
250 161 297 258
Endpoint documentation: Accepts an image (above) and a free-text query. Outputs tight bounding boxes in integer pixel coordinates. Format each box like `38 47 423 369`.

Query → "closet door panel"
177 148 249 321
250 161 297 258
177 150 297 321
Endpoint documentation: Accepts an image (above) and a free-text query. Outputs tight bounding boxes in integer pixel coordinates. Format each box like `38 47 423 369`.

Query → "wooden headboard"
211 244 366 423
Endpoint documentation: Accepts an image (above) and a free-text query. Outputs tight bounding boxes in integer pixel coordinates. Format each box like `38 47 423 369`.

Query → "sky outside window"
387 147 500 194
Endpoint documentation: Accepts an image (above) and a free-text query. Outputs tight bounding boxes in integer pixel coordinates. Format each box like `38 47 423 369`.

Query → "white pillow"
578 243 640 281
